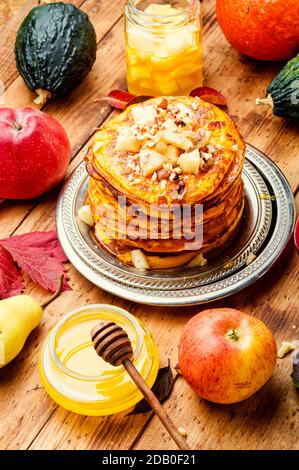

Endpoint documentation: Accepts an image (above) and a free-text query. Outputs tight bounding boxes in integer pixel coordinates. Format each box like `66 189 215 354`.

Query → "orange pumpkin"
216 0 299 61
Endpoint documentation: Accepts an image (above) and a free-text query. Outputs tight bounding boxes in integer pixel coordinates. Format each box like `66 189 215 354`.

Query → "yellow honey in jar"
39 305 159 416
124 0 203 96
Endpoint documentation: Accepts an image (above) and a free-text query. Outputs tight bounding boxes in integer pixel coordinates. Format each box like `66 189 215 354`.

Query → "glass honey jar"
124 0 203 97
39 305 159 416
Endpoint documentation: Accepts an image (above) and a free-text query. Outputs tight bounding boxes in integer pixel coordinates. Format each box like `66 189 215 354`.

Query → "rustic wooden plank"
2 0 297 241
0 0 36 87
134 186 299 450
0 265 149 450
0 0 125 106
131 3 299 449
0 0 26 28
0 4 125 237
0 1 126 449
1 0 296 239
201 12 299 192
0 117 169 450
134 241 299 449
24 219 299 450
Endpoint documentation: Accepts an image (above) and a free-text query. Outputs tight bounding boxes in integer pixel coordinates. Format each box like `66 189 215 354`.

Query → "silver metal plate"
56 145 295 306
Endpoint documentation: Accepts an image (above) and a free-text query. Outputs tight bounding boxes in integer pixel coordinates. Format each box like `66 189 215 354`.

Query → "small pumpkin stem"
34 88 52 106
41 274 64 309
256 94 274 108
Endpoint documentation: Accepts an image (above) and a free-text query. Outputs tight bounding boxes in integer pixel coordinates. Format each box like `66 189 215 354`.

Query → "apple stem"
41 274 64 309
13 122 22 132
226 328 240 342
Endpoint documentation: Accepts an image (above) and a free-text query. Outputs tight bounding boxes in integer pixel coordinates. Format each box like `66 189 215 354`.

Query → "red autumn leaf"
190 87 228 107
0 231 71 293
105 89 151 110
0 245 23 299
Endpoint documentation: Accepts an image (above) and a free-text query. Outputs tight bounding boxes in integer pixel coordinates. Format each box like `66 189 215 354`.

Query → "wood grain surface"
0 0 298 450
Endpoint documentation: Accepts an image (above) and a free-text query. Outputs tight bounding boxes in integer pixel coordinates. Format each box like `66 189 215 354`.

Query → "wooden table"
0 0 298 451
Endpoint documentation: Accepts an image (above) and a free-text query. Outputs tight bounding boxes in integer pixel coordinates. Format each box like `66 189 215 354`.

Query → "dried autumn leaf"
0 231 71 293
104 89 150 110
0 245 23 299
130 360 175 414
190 86 228 107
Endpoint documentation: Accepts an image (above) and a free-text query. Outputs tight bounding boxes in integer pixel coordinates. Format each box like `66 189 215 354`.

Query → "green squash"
15 2 97 103
257 55 299 119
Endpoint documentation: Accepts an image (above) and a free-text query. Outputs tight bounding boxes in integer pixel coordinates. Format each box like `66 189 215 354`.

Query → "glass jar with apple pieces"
39 305 159 416
124 0 203 97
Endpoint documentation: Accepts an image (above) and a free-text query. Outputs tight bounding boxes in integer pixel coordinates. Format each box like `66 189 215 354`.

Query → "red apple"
179 308 277 404
0 107 71 199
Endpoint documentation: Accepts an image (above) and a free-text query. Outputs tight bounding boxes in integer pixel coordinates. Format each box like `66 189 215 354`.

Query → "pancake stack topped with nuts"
85 96 245 269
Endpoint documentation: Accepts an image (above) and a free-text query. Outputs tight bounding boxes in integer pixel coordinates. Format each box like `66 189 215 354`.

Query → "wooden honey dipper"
91 321 191 450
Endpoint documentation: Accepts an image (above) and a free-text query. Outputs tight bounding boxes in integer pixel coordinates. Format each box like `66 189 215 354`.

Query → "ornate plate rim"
56 144 295 306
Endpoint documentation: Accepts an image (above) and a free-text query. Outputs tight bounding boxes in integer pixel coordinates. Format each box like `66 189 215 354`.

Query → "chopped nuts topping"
163 162 173 171
173 166 183 174
206 156 214 167
169 103 196 128
201 151 214 167
170 171 179 181
206 144 216 154
170 180 186 200
113 99 219 183
198 157 207 170
157 168 171 181
157 98 168 110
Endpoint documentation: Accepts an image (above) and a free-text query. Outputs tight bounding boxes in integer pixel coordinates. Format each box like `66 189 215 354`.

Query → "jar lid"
39 305 159 416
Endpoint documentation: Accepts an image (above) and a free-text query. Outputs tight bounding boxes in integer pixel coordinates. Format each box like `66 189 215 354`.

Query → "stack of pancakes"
85 96 245 269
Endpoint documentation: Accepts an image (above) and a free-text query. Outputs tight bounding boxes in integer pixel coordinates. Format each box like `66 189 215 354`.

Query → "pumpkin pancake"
85 96 246 269
87 96 245 205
